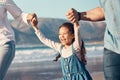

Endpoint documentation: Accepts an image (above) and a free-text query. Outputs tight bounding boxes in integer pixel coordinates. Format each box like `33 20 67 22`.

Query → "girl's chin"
61 43 66 45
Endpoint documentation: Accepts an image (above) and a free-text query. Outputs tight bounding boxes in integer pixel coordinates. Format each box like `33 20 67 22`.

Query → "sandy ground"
91 72 104 80
4 58 104 80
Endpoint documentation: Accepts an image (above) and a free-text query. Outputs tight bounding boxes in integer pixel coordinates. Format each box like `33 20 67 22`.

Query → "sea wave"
12 44 104 63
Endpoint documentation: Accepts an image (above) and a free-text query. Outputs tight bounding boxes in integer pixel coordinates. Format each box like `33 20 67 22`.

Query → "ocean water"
12 44 104 64
5 44 104 80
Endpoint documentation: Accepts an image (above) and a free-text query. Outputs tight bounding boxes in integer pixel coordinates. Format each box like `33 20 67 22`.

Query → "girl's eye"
58 32 71 36
59 33 67 35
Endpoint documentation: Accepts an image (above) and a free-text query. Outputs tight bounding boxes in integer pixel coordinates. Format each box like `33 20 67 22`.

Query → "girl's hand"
30 16 38 27
28 13 39 31
27 13 38 24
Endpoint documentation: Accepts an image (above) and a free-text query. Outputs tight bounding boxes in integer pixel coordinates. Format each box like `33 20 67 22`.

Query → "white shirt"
0 0 28 46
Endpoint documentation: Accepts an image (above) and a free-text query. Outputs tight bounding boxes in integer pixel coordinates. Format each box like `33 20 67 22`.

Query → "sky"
9 0 100 20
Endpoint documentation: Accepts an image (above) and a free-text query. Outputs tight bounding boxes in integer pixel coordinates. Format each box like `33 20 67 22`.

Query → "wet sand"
91 72 104 80
87 57 104 80
4 57 104 80
5 61 62 80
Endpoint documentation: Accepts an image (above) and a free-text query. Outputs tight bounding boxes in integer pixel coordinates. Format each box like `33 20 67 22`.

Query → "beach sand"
87 57 105 80
91 72 104 80
4 57 104 80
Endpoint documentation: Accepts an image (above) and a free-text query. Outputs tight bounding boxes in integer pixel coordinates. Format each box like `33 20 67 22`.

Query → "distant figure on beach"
66 0 120 80
0 0 37 80
30 15 92 80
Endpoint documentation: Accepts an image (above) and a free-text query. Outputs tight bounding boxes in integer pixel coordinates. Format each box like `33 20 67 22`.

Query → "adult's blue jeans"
0 41 15 80
104 48 120 80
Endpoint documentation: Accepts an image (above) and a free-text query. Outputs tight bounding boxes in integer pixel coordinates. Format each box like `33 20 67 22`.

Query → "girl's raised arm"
73 21 82 51
30 17 61 52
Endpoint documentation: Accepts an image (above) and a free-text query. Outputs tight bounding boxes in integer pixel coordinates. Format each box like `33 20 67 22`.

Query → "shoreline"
5 58 104 80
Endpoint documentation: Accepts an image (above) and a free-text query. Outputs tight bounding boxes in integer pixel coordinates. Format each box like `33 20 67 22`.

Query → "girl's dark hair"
53 22 87 65
53 53 61 62
58 22 74 34
80 40 87 65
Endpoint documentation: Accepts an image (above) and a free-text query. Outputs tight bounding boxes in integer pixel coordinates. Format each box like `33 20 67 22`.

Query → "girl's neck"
64 45 71 49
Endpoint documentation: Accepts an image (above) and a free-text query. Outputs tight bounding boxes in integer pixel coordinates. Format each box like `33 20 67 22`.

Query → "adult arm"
66 7 105 22
5 0 36 24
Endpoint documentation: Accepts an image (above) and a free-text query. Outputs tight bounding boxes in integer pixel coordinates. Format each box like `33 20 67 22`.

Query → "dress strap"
71 44 75 54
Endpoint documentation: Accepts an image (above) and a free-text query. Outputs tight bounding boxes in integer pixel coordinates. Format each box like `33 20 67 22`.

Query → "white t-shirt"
0 0 28 45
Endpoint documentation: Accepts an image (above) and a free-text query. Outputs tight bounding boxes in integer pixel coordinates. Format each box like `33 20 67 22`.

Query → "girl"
30 18 92 80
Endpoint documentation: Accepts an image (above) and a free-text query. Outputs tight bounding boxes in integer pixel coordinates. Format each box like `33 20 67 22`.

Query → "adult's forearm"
80 7 105 21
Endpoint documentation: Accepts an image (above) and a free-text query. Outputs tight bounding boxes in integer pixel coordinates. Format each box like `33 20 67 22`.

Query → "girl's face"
58 26 74 47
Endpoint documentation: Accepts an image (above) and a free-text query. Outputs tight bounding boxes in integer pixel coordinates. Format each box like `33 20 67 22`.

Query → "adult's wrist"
77 12 81 21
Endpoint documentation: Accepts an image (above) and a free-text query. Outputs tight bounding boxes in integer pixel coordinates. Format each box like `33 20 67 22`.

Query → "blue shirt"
99 0 120 53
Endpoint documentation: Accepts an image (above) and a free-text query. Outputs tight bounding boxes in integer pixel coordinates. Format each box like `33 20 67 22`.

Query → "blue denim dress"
60 46 92 80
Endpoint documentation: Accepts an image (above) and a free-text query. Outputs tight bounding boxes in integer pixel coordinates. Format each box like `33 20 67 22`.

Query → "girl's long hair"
80 40 87 65
53 22 87 65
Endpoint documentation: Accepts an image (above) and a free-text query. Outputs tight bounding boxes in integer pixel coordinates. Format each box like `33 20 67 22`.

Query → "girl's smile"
58 26 74 47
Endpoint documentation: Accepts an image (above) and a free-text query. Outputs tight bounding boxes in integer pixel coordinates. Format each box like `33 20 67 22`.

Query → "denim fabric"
60 45 92 80
0 41 15 80
104 48 120 80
